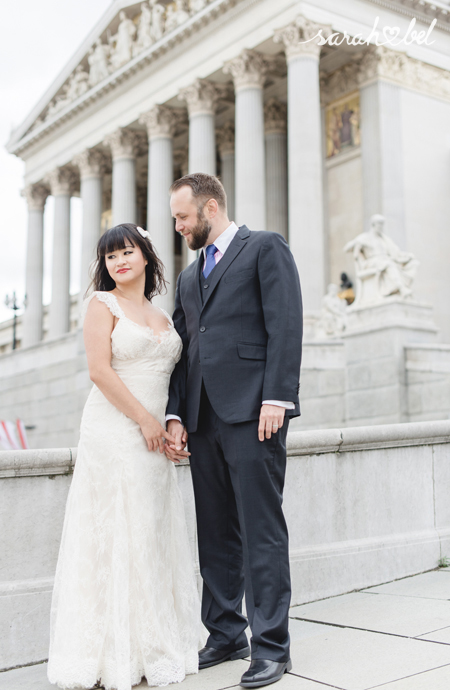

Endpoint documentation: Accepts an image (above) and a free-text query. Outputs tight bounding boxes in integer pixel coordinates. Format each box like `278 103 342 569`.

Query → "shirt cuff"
262 400 295 410
165 414 183 424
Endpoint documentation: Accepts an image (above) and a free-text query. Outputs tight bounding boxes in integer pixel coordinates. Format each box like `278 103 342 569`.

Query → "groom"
165 173 302 688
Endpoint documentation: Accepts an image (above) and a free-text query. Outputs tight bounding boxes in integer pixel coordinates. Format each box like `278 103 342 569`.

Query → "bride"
47 223 204 690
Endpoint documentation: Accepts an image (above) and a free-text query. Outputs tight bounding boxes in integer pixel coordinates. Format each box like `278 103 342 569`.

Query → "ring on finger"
272 424 279 428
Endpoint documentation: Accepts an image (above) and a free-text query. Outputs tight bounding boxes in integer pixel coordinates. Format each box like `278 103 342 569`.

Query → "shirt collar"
202 221 239 258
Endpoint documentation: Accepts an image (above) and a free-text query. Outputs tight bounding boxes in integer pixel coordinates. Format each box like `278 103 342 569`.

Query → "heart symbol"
382 26 401 44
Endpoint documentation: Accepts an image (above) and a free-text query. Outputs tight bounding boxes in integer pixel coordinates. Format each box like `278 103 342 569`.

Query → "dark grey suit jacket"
167 226 303 433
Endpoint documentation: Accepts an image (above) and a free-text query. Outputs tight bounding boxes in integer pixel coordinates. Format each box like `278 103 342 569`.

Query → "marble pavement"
2 569 450 690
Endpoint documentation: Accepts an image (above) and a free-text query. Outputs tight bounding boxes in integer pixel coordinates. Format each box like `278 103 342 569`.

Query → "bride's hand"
139 414 176 454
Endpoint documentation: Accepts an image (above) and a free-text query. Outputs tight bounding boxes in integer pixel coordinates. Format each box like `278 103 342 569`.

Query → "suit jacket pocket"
237 342 267 360
224 268 255 283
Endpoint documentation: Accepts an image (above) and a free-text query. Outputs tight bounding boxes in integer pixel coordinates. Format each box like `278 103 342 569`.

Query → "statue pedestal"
342 299 439 426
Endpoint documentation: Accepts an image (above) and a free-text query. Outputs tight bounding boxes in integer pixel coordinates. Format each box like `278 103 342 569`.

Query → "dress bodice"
84 291 182 376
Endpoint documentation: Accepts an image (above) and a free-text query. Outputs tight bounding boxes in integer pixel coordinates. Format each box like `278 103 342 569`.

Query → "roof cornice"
7 0 244 157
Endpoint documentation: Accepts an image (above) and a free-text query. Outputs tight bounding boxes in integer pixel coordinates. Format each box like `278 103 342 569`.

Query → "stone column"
73 149 107 304
216 121 235 221
21 183 49 347
358 47 406 248
104 128 139 225
178 78 226 264
140 105 180 310
45 167 77 339
275 16 331 314
264 98 288 239
179 78 226 175
224 49 271 232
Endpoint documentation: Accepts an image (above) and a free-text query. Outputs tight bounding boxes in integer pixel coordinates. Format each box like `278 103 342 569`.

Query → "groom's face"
171 187 212 251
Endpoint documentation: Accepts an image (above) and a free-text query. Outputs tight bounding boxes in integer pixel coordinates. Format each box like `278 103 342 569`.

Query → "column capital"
139 105 186 140
264 98 287 135
216 121 235 156
21 182 50 211
73 148 108 178
103 127 141 159
45 166 78 196
178 78 229 116
274 15 332 61
357 45 406 86
223 49 274 91
357 46 450 102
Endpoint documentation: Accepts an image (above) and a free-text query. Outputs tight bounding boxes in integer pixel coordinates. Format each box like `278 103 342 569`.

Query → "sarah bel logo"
305 17 437 48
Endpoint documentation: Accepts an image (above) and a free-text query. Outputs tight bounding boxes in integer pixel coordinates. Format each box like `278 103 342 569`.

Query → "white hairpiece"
137 226 151 241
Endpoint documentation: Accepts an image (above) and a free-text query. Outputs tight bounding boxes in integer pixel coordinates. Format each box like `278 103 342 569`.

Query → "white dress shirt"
166 222 295 423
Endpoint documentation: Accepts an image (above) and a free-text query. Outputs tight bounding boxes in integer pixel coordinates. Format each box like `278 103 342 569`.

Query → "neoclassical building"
3 0 450 446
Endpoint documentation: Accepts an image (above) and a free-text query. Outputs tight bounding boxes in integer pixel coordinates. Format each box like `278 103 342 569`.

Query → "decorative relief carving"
357 45 450 102
73 148 107 178
108 10 137 70
165 0 190 33
21 183 50 211
139 105 186 139
320 62 360 106
45 167 78 196
88 40 111 87
216 121 235 156
178 78 228 115
274 15 332 60
264 98 287 135
223 49 275 91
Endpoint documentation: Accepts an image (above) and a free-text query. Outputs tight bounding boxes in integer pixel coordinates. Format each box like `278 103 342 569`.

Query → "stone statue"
316 284 347 338
88 39 111 86
109 10 137 70
344 214 419 307
46 90 71 120
150 0 165 41
165 0 190 33
65 65 89 101
190 0 208 11
133 2 153 56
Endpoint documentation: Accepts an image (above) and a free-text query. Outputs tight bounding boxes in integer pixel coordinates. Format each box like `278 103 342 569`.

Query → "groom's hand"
165 420 190 463
258 404 285 442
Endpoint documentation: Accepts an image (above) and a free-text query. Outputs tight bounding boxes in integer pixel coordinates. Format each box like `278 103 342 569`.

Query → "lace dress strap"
157 306 174 326
81 291 125 324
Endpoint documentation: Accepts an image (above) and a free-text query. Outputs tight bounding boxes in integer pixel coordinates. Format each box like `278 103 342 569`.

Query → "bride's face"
105 243 148 284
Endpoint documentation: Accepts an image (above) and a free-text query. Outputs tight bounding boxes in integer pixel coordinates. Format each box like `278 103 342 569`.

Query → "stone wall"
1 419 449 670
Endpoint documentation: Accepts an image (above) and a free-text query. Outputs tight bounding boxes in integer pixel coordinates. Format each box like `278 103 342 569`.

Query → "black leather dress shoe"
199 644 250 669
240 659 292 687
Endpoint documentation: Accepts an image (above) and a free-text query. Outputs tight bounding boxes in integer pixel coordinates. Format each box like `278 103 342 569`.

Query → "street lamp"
4 292 24 351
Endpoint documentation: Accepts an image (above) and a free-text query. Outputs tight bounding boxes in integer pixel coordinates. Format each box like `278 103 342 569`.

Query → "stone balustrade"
1 419 449 670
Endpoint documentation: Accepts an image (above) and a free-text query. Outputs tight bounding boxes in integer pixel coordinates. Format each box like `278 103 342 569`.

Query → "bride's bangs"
100 226 137 256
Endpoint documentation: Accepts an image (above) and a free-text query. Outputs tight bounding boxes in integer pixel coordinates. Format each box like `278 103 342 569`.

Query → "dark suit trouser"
188 386 291 662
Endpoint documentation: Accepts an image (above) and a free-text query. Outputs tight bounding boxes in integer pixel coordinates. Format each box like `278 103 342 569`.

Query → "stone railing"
1 419 449 670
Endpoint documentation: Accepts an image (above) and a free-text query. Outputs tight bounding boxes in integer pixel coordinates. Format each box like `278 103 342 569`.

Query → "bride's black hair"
87 223 167 300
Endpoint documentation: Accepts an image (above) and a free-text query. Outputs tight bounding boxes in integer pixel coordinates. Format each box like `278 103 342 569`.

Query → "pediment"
7 0 216 154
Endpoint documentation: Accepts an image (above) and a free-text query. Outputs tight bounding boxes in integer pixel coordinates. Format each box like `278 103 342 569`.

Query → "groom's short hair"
170 173 227 211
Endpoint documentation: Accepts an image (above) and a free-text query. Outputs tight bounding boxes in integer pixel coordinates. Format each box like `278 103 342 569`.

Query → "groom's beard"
186 208 212 251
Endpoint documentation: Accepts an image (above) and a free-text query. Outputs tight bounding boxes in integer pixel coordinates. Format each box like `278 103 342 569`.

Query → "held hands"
139 414 177 455
165 419 190 464
258 404 285 442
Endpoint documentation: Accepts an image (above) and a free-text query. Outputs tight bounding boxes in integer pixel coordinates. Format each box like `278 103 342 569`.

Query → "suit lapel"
201 226 250 311
191 252 203 314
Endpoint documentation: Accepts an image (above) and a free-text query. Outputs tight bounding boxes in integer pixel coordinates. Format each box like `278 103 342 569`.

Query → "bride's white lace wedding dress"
48 291 203 690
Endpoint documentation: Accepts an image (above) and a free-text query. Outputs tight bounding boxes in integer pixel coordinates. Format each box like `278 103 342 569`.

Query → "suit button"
203 283 209 289
199 326 206 332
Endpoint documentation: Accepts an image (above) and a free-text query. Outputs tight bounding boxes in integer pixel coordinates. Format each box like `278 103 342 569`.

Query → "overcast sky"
0 0 112 323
